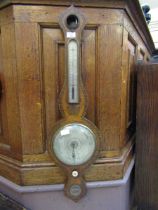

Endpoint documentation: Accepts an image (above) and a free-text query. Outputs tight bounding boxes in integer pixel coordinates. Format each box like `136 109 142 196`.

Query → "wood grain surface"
135 64 158 210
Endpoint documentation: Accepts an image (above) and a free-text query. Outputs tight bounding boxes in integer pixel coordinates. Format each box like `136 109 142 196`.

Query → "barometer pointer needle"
72 143 76 160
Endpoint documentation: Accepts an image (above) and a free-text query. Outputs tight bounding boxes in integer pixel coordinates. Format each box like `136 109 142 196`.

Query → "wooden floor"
0 193 27 210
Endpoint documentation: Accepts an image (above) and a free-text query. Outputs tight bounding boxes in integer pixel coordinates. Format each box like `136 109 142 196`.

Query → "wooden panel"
25 11 124 158
13 5 123 25
0 6 14 25
41 24 125 156
15 23 44 155
123 12 150 57
135 64 158 210
82 29 96 123
0 27 9 145
126 36 137 134
42 27 63 143
97 24 123 151
0 23 22 159
12 10 124 161
120 29 138 147
120 28 128 147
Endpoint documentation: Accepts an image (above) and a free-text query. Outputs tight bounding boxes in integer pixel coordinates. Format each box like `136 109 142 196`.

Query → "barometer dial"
52 123 96 166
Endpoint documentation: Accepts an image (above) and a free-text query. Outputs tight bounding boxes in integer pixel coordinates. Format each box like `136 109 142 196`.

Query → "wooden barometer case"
48 5 100 202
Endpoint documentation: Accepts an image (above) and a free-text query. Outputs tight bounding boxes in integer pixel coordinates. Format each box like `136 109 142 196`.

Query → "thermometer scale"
68 40 79 103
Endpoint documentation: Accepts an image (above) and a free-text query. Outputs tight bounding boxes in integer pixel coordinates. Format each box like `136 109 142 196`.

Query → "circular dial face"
52 123 96 166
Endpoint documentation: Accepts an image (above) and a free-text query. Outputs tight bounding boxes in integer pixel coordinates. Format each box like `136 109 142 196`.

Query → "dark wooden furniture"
0 0 155 186
135 63 158 210
0 193 27 210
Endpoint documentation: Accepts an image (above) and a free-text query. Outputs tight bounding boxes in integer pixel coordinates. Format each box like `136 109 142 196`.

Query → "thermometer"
68 40 79 103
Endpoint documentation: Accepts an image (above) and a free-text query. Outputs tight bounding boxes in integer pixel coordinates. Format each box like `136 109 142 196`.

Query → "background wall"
139 0 158 48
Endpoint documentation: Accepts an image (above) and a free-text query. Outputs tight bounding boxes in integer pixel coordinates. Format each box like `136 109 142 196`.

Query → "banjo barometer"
48 5 100 202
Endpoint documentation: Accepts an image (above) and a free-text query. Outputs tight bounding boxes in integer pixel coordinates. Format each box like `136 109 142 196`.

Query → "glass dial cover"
52 123 96 166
